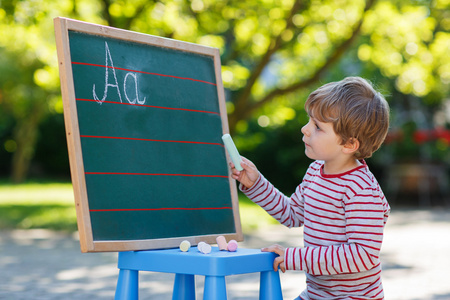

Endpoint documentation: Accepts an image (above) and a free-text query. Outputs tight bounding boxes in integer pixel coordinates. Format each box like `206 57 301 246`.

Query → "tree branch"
230 0 303 128
230 0 377 130
101 0 115 27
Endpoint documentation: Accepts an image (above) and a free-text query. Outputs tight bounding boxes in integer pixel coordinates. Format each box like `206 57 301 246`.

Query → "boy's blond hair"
305 77 390 159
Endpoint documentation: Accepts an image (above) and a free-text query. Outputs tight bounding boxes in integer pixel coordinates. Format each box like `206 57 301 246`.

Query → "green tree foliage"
0 0 98 182
0 0 448 183
359 0 449 101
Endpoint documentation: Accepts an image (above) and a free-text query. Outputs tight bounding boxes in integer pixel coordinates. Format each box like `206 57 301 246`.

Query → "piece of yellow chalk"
216 235 228 251
180 240 191 252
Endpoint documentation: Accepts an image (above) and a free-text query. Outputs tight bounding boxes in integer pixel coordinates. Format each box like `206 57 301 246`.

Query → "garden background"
1 1 450 299
0 0 449 229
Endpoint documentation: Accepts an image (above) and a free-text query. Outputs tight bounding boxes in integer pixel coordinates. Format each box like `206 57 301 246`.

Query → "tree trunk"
11 106 46 183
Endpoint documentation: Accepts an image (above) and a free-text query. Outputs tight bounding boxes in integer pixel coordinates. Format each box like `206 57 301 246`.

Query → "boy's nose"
301 125 309 136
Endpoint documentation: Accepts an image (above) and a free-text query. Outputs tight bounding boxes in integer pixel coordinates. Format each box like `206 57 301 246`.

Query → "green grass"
0 180 77 231
238 195 278 232
0 179 276 232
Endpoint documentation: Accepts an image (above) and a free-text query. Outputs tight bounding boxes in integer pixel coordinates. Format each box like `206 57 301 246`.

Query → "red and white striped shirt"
241 160 390 300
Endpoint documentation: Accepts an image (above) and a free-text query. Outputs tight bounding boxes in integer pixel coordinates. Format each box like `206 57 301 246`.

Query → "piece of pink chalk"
227 239 238 252
216 235 228 251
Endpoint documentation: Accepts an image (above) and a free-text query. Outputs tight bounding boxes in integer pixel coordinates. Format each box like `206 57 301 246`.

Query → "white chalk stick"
197 242 206 252
197 242 211 254
201 243 211 254
222 134 243 171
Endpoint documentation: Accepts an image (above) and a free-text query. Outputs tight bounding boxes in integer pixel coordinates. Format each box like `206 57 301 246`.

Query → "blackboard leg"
115 269 139 300
259 270 283 300
203 276 226 300
172 274 196 300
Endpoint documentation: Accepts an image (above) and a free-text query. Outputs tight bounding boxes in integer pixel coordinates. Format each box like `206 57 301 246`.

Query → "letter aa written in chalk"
93 41 146 105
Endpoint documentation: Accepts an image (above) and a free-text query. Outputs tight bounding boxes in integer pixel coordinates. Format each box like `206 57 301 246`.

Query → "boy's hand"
261 244 286 273
230 156 259 189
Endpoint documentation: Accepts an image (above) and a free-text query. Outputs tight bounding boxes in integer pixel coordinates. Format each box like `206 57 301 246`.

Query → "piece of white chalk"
201 243 211 254
179 240 191 252
216 235 228 251
227 240 238 252
197 242 211 254
222 134 243 171
197 242 206 252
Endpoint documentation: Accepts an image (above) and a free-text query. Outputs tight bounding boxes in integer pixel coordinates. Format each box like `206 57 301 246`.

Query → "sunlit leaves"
432 32 450 85
33 67 59 90
360 1 449 98
1 0 447 107
265 0 368 92
222 63 251 91
235 16 259 42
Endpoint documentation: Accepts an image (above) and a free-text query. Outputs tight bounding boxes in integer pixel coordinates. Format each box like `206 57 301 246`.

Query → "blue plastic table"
114 247 283 300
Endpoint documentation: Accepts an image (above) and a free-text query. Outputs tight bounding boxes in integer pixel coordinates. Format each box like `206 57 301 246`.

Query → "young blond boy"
230 77 390 299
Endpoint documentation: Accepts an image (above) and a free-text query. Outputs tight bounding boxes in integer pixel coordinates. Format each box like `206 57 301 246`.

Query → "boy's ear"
343 138 360 154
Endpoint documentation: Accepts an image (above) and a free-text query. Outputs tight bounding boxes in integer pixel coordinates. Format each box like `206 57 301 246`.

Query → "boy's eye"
308 116 321 131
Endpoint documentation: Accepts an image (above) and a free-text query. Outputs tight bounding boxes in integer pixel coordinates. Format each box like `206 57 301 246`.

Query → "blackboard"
54 18 242 252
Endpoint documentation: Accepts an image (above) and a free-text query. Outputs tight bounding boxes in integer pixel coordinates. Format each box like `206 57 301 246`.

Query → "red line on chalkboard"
90 207 232 212
80 135 224 147
75 98 219 115
72 62 217 86
85 172 228 178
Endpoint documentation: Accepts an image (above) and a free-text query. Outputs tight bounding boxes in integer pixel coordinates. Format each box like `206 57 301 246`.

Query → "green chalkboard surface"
54 18 242 252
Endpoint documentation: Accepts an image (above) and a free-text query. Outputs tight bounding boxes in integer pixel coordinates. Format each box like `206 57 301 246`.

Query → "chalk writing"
124 72 146 105
92 42 122 104
93 41 145 105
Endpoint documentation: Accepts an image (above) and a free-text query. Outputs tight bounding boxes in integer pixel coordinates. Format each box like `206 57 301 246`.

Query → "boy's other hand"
261 244 286 273
230 156 259 189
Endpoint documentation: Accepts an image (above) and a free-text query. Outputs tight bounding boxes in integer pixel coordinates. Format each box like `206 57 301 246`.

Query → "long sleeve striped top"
241 160 390 300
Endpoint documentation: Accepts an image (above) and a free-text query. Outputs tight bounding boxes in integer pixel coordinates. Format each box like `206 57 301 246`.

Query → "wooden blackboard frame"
54 17 242 252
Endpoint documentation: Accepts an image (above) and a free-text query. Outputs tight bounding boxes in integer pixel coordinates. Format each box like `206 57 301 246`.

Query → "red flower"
413 128 450 144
